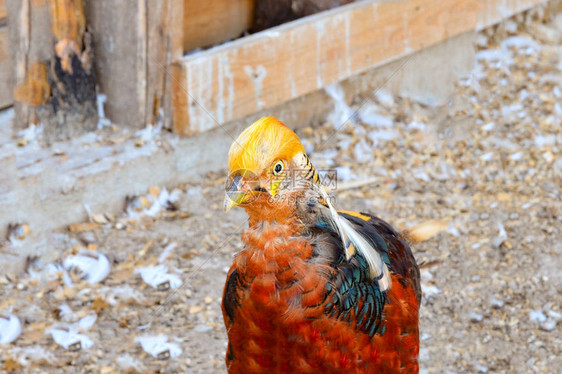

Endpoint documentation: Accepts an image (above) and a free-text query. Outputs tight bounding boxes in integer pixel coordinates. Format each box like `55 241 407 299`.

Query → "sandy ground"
1 10 561 374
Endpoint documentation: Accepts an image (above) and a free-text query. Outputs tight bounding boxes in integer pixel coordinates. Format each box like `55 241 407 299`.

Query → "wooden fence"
0 0 551 138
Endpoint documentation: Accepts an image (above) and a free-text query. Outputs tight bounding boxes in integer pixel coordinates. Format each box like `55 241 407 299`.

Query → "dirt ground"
1 10 561 374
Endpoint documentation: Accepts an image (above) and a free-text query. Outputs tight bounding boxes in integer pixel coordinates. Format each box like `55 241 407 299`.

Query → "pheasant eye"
273 161 284 176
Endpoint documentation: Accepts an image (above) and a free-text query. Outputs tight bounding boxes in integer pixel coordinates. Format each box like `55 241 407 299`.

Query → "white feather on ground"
134 336 182 359
63 251 111 284
0 314 22 344
135 265 182 290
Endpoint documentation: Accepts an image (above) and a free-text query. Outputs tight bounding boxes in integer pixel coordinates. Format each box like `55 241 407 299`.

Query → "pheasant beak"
224 174 250 212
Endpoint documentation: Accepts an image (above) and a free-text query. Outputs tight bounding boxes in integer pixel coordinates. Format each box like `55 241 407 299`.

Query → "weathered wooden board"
5 0 183 131
6 0 54 127
148 0 184 129
84 0 184 129
183 0 254 52
6 0 98 141
84 0 143 128
172 0 547 135
0 0 6 21
0 26 12 109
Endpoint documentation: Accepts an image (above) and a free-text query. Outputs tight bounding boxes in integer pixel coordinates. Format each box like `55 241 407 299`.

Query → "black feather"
223 269 241 323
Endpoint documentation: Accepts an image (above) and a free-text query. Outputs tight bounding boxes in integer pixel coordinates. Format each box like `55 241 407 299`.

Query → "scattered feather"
325 83 354 126
481 122 495 131
96 94 111 129
47 327 93 351
480 152 494 161
6 223 31 247
529 310 547 324
510 152 523 161
501 36 540 54
11 345 56 366
76 314 97 330
353 139 372 163
0 314 22 344
125 188 182 221
422 285 441 299
17 124 43 145
99 285 145 306
135 265 182 290
493 222 508 248
63 251 111 284
374 89 395 107
158 242 178 263
135 123 161 146
57 304 78 322
359 107 393 127
117 353 146 371
446 223 460 237
334 166 355 182
134 336 182 359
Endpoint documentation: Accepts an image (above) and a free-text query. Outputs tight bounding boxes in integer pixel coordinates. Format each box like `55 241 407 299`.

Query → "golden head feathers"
228 116 305 175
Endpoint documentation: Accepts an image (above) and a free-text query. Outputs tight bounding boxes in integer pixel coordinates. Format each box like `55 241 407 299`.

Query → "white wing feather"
316 186 391 291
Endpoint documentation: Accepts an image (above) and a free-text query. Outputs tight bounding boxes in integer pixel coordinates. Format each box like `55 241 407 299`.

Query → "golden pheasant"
222 116 423 373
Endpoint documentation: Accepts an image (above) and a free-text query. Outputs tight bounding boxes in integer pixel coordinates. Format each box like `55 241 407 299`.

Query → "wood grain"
0 27 7 64
183 0 254 52
0 0 6 20
84 0 184 129
172 0 547 134
0 26 12 108
6 0 54 126
147 0 184 128
84 0 143 128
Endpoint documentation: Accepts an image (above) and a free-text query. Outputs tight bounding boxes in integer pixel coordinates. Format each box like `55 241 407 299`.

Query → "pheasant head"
224 116 321 225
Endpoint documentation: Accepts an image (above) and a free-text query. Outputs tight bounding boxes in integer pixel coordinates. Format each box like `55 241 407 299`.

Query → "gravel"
1 9 561 374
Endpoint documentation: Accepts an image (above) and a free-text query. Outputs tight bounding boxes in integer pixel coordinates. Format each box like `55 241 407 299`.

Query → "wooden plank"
0 27 7 64
6 0 54 128
0 26 12 108
172 0 547 134
85 0 184 130
183 0 254 52
43 0 97 142
0 0 6 20
4 0 183 131
85 0 143 128
147 0 184 128
6 0 98 141
163 0 185 130
171 61 189 135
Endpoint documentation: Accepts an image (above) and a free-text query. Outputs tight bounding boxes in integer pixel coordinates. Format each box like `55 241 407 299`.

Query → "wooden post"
5 0 184 136
6 0 53 131
147 0 184 129
0 16 12 109
6 0 97 143
0 0 10 109
85 0 184 130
